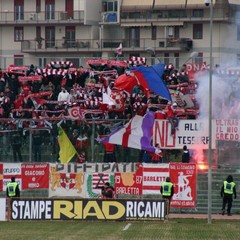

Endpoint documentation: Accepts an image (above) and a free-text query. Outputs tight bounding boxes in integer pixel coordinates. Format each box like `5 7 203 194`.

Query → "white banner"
154 119 214 149
49 164 85 197
0 198 6 221
3 163 22 191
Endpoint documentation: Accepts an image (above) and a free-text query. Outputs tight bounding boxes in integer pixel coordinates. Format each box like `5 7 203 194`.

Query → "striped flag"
58 126 77 163
92 173 111 189
98 111 156 153
142 163 169 195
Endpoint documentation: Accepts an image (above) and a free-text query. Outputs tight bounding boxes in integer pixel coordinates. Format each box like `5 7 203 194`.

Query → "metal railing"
0 118 182 164
0 10 84 24
21 37 191 53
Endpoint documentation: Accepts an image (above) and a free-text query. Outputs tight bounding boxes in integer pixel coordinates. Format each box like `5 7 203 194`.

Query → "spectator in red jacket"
102 128 116 163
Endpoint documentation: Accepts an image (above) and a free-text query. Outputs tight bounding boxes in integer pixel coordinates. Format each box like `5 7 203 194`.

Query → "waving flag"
58 126 77 163
116 43 123 55
114 63 171 101
98 111 156 153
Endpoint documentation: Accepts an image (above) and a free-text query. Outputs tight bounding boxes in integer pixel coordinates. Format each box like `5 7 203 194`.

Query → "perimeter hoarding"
114 163 143 196
153 119 213 149
3 163 22 191
0 198 6 221
10 198 166 221
49 163 137 197
170 163 197 208
0 164 3 192
21 163 49 190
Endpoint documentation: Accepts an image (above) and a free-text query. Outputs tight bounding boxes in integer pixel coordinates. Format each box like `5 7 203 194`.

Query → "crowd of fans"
0 61 197 127
0 60 199 163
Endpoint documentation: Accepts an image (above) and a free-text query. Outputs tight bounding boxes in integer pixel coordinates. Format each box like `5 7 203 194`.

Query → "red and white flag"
142 163 169 195
116 43 122 55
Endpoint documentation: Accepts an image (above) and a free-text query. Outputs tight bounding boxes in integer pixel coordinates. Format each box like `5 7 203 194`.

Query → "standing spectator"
0 68 5 92
161 177 174 215
8 74 19 98
57 86 70 102
11 131 23 162
182 145 190 163
32 130 43 162
6 176 20 198
102 129 116 163
166 102 179 135
101 182 115 199
103 142 116 163
220 175 237 216
27 64 35 76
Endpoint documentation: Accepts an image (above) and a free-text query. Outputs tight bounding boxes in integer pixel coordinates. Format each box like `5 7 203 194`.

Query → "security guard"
221 175 237 216
6 177 20 198
161 177 174 215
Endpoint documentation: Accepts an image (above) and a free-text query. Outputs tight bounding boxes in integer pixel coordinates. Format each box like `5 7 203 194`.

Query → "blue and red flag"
114 63 171 102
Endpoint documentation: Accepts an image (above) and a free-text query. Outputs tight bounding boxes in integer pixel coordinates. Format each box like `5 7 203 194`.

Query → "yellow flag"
58 126 77 163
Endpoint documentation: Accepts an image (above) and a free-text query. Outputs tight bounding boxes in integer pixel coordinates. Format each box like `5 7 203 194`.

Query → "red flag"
114 73 137 94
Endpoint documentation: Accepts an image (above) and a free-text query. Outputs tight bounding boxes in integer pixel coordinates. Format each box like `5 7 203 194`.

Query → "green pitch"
0 219 239 240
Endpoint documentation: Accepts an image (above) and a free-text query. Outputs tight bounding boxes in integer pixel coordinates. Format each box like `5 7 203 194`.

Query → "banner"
0 198 6 221
3 163 22 191
170 163 197 208
0 164 3 192
85 173 114 198
53 163 136 173
115 163 143 196
10 198 166 221
215 119 240 141
142 163 169 195
49 164 85 197
21 163 49 190
153 119 214 149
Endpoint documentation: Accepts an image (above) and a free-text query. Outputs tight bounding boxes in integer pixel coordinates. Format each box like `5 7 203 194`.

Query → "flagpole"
207 0 213 225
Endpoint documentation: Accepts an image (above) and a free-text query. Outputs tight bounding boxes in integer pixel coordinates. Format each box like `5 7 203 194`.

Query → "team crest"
60 173 76 190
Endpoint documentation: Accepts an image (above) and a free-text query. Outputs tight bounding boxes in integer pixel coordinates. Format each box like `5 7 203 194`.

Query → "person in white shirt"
57 86 70 102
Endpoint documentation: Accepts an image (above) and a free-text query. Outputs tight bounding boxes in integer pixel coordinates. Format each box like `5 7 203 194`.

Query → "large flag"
131 63 171 101
98 111 156 152
114 63 171 101
58 126 77 163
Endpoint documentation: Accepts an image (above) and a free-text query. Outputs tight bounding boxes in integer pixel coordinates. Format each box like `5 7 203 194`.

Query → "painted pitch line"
123 223 132 231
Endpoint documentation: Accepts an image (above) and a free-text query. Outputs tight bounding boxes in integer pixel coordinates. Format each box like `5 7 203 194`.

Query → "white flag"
116 43 122 55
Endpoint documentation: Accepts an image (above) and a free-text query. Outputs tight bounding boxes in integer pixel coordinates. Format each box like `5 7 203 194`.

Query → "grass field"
0 219 240 240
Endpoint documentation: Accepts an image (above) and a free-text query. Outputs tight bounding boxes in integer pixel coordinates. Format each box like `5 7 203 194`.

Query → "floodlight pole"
207 0 213 224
